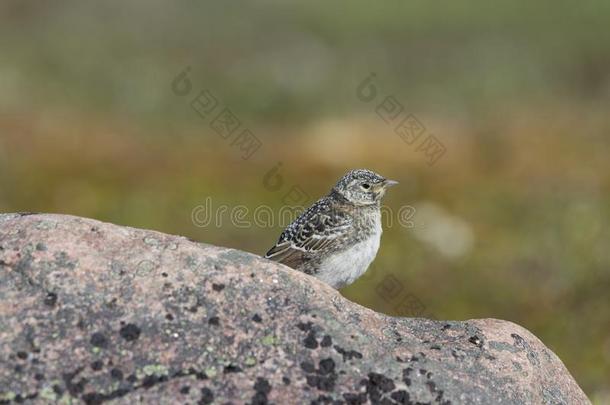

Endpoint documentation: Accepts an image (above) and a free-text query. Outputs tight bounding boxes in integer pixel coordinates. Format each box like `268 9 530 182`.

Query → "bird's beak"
382 179 399 188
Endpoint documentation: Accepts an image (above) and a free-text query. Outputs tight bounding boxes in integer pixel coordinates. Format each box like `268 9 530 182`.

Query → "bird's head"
332 169 398 206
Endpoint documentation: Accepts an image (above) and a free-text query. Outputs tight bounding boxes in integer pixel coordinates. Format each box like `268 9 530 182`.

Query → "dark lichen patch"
303 358 338 393
333 345 363 361
317 358 336 375
511 333 525 346
427 380 448 403
110 368 124 380
16 392 39 403
53 384 64 395
82 392 106 405
180 385 190 395
297 321 313 332
366 372 396 393
343 392 368 404
187 367 209 380
199 387 214 404
468 335 483 348
90 332 109 348
35 242 47 251
249 377 271 405
62 367 88 396
304 330 319 349
119 323 141 341
401 366 448 404
187 304 199 313
77 317 87 330
320 335 332 347
306 374 336 392
357 373 400 403
223 364 243 374
90 360 103 371
391 389 411 404
301 361 315 373
311 394 334 404
511 333 540 366
212 283 225 292
79 367 209 404
254 378 271 393
142 373 168 388
402 368 413 386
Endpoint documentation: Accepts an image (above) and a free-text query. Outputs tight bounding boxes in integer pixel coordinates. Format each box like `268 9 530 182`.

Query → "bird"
265 169 398 289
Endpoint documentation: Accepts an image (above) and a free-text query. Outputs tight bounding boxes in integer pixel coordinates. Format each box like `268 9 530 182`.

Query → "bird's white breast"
317 217 382 289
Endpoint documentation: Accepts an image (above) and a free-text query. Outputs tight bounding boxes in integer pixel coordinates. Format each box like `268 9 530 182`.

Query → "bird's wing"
265 199 352 269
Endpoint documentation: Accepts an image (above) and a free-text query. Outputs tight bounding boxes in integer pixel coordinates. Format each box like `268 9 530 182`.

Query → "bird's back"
265 196 353 273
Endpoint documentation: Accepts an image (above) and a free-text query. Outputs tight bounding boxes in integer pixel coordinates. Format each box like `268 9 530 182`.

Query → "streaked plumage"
265 169 397 289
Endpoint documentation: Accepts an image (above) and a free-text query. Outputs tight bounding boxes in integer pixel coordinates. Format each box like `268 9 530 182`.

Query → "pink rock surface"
0 213 590 404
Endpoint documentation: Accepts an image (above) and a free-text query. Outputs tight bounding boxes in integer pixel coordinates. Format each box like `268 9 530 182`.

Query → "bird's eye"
361 183 370 190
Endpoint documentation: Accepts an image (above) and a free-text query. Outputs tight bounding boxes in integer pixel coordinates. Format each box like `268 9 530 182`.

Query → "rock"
0 213 590 404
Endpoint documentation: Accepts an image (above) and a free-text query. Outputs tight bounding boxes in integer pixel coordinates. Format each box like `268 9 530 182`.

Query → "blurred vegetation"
1 0 609 401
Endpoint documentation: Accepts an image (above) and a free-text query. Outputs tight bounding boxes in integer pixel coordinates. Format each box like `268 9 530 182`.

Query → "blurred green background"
1 1 609 401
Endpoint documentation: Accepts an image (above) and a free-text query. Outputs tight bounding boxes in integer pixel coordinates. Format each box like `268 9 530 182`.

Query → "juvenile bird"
265 169 398 289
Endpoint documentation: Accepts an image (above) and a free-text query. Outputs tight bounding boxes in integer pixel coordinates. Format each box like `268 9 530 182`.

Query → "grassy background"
1 1 609 401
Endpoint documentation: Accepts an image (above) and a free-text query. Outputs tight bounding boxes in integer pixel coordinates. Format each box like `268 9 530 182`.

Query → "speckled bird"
265 169 398 289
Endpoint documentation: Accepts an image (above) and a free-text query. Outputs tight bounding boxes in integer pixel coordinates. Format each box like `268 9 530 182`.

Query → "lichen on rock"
0 213 591 404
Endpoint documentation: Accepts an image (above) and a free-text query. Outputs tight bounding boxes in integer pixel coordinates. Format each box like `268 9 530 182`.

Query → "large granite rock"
0 213 590 404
